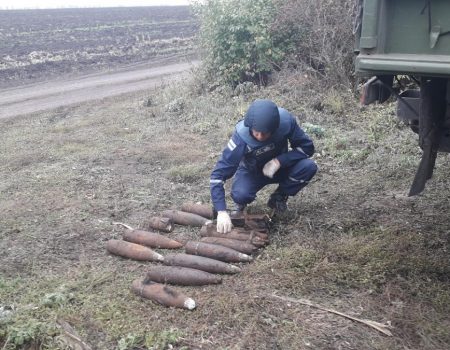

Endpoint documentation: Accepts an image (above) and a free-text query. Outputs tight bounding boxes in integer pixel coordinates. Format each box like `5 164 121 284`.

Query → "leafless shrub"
272 0 357 89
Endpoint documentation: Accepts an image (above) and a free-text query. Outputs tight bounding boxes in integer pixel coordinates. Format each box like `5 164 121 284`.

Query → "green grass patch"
167 163 206 183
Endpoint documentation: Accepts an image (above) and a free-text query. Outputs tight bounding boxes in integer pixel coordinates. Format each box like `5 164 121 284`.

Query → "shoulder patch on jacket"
227 138 237 151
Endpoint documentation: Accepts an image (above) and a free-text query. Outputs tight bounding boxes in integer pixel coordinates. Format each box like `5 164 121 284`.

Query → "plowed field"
0 6 198 88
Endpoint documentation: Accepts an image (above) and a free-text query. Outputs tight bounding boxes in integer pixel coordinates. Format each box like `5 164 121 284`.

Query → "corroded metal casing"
233 227 269 240
199 237 257 255
185 241 253 263
230 212 271 231
146 216 174 233
123 229 183 249
161 210 212 227
144 266 222 286
245 216 270 232
132 278 196 310
180 202 214 219
163 253 241 274
106 239 164 262
200 223 250 240
200 223 268 247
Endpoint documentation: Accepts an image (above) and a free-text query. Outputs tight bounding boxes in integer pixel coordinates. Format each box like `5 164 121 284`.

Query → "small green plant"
167 164 205 183
302 122 325 138
41 290 74 308
117 333 144 350
366 107 399 143
234 81 258 96
4 320 58 349
164 98 185 115
116 330 182 350
144 329 182 350
324 135 349 152
323 90 346 115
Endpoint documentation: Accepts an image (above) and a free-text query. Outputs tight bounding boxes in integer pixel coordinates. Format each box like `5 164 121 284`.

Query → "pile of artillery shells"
106 202 271 310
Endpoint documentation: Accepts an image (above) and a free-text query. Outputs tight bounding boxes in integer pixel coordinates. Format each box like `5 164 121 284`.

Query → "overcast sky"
0 0 190 9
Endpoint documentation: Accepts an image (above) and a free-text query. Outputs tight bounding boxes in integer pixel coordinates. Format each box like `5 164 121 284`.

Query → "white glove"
262 158 281 178
217 211 232 233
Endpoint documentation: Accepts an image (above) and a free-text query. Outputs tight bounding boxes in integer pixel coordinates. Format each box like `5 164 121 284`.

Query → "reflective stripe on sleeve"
210 179 224 184
288 177 307 183
227 139 237 151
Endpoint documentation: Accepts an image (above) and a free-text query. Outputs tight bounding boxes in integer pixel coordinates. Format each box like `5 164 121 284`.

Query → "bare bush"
273 0 357 89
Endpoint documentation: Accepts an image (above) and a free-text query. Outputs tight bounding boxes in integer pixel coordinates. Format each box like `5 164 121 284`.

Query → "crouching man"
210 99 318 233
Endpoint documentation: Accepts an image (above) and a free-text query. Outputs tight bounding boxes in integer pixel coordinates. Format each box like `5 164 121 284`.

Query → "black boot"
230 202 246 216
267 191 288 212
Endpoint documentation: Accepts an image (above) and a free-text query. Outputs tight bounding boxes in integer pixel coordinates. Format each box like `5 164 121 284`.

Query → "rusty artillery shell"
106 239 164 262
230 212 270 230
185 241 253 263
229 212 246 227
163 253 241 274
245 221 269 231
180 202 214 219
146 216 174 233
161 210 212 227
233 227 269 240
200 223 268 247
200 237 257 255
123 229 183 249
132 278 196 310
144 266 222 286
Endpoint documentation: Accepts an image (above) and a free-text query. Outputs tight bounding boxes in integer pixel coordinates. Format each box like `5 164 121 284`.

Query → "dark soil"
0 6 198 88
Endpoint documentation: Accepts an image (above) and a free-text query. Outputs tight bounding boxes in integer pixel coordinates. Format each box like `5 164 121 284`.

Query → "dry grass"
1 71 449 349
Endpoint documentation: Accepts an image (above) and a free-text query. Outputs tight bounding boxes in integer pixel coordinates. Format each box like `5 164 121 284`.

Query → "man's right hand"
217 211 232 233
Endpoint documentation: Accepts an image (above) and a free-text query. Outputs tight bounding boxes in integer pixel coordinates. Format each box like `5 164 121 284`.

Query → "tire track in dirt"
0 59 199 120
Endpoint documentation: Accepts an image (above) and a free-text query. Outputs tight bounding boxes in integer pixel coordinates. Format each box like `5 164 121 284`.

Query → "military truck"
354 0 450 195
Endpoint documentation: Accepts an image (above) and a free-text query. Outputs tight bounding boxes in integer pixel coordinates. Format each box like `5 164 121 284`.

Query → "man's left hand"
263 158 280 178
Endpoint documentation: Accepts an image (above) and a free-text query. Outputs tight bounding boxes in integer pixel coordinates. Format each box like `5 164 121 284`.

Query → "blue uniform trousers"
231 158 317 205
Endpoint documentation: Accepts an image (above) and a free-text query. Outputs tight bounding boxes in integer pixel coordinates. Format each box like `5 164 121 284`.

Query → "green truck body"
354 0 450 195
356 0 450 77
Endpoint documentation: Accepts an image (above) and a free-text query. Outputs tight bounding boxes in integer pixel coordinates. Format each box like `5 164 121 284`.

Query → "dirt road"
0 59 199 120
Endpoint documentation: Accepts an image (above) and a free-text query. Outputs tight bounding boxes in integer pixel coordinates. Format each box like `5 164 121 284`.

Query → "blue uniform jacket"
210 108 314 211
